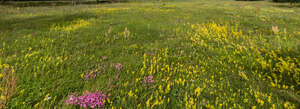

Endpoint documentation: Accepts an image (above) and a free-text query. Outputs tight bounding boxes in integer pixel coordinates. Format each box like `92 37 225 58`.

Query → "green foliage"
0 0 300 108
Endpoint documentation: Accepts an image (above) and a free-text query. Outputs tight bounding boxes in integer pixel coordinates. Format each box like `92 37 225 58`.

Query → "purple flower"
83 70 98 80
66 95 78 105
143 75 156 86
114 63 123 70
114 74 119 80
66 91 108 109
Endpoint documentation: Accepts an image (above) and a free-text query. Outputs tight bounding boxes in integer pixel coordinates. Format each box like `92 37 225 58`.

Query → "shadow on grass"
235 0 264 1
0 1 111 7
0 12 99 32
273 4 300 8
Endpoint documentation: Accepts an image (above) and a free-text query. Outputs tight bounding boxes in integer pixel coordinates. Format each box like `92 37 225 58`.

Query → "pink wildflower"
143 75 155 86
114 63 122 70
114 74 119 80
66 91 108 109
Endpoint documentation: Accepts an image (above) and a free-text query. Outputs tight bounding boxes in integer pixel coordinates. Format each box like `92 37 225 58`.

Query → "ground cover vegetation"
0 0 299 108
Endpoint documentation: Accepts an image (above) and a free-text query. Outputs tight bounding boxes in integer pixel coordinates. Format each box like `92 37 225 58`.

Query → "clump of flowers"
103 56 108 60
66 91 108 109
114 74 119 80
83 71 97 80
82 64 107 80
143 75 155 86
82 70 99 80
114 63 123 70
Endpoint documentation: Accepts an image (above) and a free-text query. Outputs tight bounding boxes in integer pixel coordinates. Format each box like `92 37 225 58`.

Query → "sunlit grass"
0 0 299 108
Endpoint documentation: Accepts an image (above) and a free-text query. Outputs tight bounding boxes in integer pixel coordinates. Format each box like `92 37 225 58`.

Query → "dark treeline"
0 0 121 4
237 0 299 5
1 0 108 2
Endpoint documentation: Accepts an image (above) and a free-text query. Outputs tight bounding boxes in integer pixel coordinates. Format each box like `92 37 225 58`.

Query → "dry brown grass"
0 68 17 109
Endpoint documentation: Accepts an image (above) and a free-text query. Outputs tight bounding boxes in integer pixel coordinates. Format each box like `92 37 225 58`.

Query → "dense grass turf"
0 0 299 108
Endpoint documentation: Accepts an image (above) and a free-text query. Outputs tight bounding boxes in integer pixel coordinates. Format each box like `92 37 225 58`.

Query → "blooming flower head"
66 91 107 109
114 63 123 70
103 56 108 60
83 71 97 80
114 74 119 80
143 75 155 86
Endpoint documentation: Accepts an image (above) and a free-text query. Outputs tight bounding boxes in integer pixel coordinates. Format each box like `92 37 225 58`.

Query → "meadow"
0 0 299 108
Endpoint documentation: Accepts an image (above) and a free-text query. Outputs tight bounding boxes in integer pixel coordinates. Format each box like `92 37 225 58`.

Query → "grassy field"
0 0 300 108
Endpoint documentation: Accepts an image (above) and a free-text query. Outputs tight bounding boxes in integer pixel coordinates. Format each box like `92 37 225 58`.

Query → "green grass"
0 0 299 108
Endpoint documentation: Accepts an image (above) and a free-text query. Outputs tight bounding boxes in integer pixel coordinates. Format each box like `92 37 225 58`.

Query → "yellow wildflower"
238 72 248 80
284 102 296 109
146 95 153 108
194 87 203 96
205 104 215 109
257 98 264 106
34 102 40 108
270 104 276 109
128 90 134 97
0 96 5 100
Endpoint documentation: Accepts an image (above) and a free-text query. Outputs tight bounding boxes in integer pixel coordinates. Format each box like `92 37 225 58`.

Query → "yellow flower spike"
135 78 140 83
107 98 111 103
128 90 134 97
0 73 3 78
284 101 296 109
146 95 153 108
0 96 5 100
137 104 141 109
152 99 159 108
165 83 171 93
277 84 281 88
251 106 256 109
219 103 223 108
282 85 288 89
238 72 248 80
43 93 50 101
122 98 125 102
205 104 215 109
34 102 40 108
270 104 276 109
194 87 203 97
257 99 264 106
159 85 163 93
80 73 84 79
290 85 294 90
268 96 272 103
123 81 129 87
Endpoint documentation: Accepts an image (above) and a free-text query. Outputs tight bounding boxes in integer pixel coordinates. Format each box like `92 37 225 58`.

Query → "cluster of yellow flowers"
0 62 3 100
93 7 131 14
50 19 90 32
184 22 299 108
